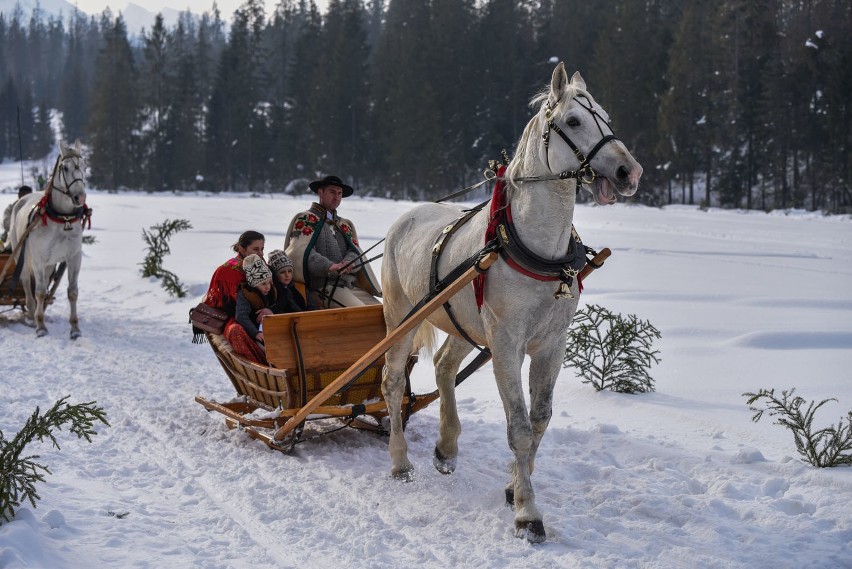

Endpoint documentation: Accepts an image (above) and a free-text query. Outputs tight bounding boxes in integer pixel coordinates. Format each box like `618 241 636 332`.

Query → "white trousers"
319 284 380 308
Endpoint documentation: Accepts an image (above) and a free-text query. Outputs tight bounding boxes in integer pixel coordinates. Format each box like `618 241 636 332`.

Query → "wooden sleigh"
0 253 24 307
195 252 503 452
195 304 438 452
0 252 60 309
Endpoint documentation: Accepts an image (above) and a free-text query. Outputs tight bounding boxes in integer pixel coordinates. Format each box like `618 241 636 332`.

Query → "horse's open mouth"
592 178 617 205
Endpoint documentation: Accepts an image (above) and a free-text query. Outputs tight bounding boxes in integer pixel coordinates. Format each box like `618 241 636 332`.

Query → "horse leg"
381 332 417 479
67 253 82 339
33 264 51 337
491 343 546 543
21 267 36 322
527 345 562 469
505 344 564 508
432 336 473 474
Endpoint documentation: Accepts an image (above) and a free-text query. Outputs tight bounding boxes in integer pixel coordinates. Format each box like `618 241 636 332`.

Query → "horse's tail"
411 321 437 356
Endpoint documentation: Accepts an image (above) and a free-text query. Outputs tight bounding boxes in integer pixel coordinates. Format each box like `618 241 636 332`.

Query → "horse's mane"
62 146 83 160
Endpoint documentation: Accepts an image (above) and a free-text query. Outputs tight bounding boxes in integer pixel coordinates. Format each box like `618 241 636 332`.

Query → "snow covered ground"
1 167 851 568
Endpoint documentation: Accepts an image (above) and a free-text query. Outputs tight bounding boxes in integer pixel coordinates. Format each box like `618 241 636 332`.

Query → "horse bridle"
51 153 86 207
541 93 619 185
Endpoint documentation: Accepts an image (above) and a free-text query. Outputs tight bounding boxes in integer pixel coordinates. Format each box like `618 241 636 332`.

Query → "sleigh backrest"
262 304 389 407
263 304 387 371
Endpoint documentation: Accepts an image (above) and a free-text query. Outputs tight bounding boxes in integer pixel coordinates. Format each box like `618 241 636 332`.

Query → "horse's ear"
570 71 587 91
60 140 68 156
74 139 82 153
550 62 568 98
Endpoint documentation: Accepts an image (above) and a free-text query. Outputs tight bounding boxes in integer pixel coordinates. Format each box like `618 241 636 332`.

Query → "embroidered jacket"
284 203 381 298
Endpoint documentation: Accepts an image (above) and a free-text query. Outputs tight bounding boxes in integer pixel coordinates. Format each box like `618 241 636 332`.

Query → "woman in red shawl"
203 230 268 364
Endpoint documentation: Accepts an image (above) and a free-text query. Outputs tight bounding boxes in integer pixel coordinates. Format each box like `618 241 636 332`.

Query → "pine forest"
1 0 850 211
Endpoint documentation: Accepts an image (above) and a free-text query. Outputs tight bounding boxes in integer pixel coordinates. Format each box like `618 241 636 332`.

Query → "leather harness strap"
430 204 492 356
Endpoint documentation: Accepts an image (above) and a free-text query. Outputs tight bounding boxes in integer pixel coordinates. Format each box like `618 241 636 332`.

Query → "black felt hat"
308 175 354 198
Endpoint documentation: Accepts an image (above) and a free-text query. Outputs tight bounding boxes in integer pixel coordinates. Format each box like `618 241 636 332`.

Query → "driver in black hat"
284 175 381 308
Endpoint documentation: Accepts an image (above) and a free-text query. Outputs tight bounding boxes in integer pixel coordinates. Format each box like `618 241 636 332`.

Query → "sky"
1 155 851 567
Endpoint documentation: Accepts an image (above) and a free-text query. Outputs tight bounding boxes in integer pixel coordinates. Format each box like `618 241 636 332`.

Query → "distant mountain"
117 2 188 35
0 0 194 37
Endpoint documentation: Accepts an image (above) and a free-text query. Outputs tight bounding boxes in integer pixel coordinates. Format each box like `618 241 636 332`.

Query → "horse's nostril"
616 166 629 180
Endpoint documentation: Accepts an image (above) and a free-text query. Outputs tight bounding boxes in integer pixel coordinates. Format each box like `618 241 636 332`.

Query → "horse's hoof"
505 487 515 506
514 519 546 544
433 447 456 474
70 330 81 340
36 328 48 337
390 465 414 482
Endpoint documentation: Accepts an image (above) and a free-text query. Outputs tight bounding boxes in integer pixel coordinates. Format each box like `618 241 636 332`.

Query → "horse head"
535 62 643 205
52 139 87 210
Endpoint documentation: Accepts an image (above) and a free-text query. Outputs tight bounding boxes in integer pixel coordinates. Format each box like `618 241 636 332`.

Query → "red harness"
473 165 583 309
36 192 92 230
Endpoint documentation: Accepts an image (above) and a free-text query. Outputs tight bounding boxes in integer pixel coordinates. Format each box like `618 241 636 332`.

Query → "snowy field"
1 167 851 568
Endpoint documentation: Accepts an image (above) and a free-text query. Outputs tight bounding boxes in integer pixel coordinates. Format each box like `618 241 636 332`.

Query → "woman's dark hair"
232 230 265 253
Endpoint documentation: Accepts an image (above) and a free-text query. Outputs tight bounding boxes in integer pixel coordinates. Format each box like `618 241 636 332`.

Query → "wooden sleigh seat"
0 253 25 307
195 304 438 452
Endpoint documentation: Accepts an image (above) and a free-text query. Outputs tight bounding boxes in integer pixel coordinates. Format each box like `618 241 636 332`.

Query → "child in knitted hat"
267 249 308 313
235 254 277 345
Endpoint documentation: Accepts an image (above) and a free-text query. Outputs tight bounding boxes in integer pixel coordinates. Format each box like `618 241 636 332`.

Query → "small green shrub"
140 218 191 298
0 397 109 523
564 304 661 393
744 388 852 467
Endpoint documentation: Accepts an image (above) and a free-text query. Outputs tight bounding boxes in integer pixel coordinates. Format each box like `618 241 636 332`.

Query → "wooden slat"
264 304 387 370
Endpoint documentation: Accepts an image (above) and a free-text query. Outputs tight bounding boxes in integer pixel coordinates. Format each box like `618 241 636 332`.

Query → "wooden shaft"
578 247 611 280
273 251 498 442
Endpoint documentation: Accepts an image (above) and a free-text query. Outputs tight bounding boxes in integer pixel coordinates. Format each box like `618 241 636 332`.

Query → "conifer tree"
87 14 140 190
141 14 170 190
306 0 370 179
656 1 713 205
371 0 443 197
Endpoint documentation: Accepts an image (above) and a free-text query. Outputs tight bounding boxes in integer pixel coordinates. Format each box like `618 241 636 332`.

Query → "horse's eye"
63 165 69 172
566 117 580 127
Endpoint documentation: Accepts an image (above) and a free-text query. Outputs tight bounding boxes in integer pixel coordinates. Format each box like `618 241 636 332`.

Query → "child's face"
277 268 293 285
256 279 272 295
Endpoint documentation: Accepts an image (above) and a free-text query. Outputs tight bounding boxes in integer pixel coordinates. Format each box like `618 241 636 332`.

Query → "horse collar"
494 204 586 299
37 194 92 231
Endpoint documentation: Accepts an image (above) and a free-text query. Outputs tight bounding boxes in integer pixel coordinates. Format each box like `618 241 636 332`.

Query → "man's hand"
329 261 352 275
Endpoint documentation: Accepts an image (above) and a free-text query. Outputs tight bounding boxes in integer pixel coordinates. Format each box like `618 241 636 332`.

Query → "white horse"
8 140 89 338
381 63 643 543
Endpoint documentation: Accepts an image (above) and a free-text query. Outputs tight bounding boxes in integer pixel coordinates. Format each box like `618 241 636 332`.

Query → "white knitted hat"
242 254 272 287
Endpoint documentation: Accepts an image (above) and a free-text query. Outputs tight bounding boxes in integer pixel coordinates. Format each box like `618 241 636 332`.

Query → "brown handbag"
190 302 229 335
